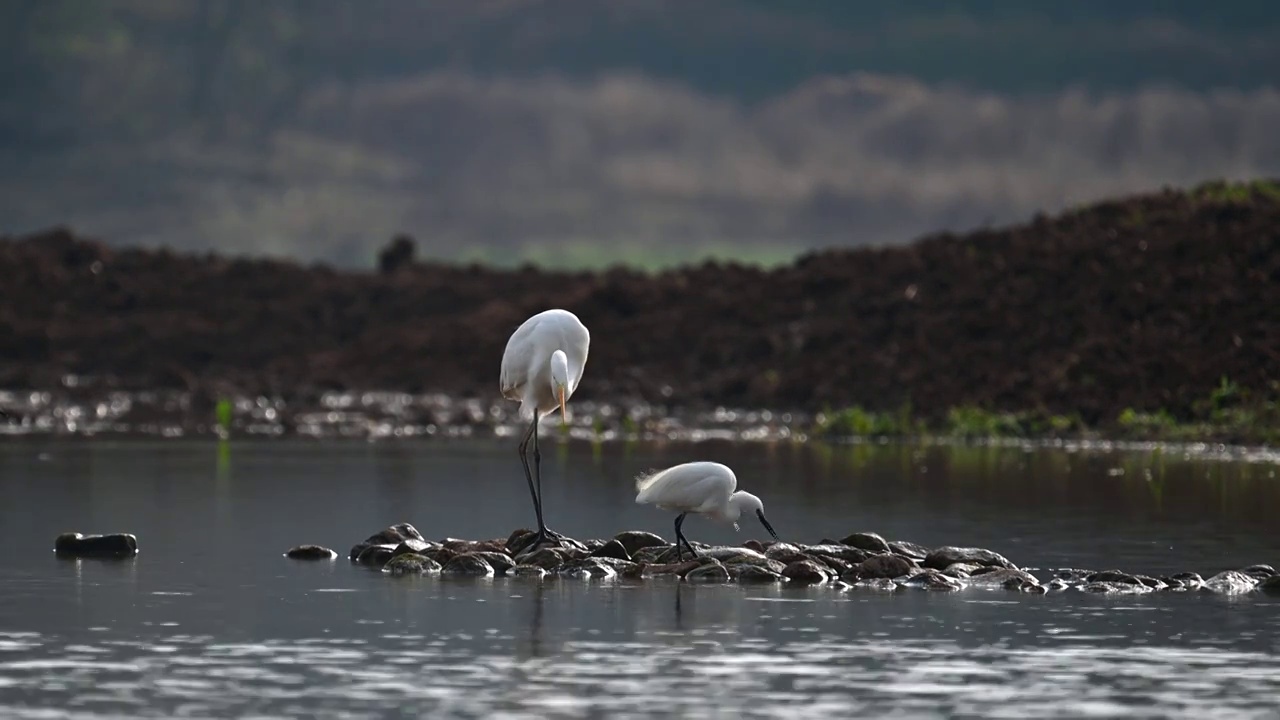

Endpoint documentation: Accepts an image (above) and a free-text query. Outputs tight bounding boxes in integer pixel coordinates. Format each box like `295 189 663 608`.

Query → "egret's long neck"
549 349 570 389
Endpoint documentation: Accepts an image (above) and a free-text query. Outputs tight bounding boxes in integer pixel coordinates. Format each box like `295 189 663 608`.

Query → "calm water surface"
2 438 1279 719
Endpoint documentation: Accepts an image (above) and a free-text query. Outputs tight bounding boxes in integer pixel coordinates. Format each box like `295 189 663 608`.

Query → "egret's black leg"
674 512 698 561
518 417 545 535
528 417 572 545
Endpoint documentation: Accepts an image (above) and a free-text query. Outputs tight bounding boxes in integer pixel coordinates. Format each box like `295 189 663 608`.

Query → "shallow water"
1 437 1279 718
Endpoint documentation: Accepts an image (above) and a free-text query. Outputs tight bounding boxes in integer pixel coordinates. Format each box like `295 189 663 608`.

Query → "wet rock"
1257 575 1280 594
942 562 981 579
632 545 675 564
470 551 516 575
1046 578 1070 592
1202 570 1258 594
508 531 588 557
1052 568 1096 583
685 561 731 583
613 530 669 557
763 542 804 560
284 545 337 560
440 553 495 577
728 564 787 583
349 523 425 560
639 559 706 579
1078 581 1151 594
741 539 766 553
54 532 138 558
355 544 399 566
853 577 900 592
445 539 509 555
782 559 831 584
839 532 891 554
588 557 641 575
520 547 572 570
558 558 619 579
1084 570 1145 586
511 564 548 579
896 569 964 592
888 540 931 560
382 553 442 576
1166 572 1204 590
803 544 872 565
651 545 709 564
391 538 431 556
923 546 1016 571
967 567 1040 588
699 546 768 563
1133 574 1167 590
1005 578 1047 594
422 546 457 565
589 539 632 562
1238 564 1277 580
854 553 918 580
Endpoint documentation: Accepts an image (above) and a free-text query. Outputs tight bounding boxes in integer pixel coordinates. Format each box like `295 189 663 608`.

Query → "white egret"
634 461 780 561
500 308 590 548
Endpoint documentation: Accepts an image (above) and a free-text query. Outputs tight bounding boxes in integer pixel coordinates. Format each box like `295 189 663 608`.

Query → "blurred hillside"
3 0 1280 267
3 180 1277 439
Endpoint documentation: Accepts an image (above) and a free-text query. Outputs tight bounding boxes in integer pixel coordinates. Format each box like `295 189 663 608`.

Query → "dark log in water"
54 532 138 558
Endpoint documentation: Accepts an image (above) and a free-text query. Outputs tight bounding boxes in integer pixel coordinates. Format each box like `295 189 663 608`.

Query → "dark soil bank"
2 182 1278 427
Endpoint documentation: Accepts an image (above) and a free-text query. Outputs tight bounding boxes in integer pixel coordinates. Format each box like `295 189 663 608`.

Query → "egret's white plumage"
500 309 590 550
635 461 779 559
500 309 590 420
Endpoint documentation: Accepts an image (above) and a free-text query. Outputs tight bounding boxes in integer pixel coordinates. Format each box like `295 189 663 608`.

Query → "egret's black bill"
756 508 780 541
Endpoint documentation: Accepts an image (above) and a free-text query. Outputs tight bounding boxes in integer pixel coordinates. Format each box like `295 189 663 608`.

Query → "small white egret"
500 308 590 548
634 461 780 561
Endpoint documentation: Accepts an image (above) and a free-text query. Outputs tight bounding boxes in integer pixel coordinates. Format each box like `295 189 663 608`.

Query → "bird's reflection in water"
515 581 548 660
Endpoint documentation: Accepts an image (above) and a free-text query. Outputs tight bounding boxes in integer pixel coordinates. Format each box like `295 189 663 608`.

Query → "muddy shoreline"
2 181 1278 444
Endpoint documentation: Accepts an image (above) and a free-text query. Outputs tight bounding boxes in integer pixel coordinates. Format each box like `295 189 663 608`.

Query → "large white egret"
500 308 590 549
635 461 780 561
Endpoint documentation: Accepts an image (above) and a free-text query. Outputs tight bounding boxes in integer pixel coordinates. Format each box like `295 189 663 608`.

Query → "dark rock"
888 540 931 560
423 546 457 565
896 569 963 592
520 547 571 570
632 545 675 564
802 544 872 565
1046 578 1070 592
942 562 981 578
356 544 399 566
839 532 891 554
639 559 706 578
652 545 708 565
1133 575 1167 590
1006 578 1047 594
589 539 632 562
1052 568 1096 582
1203 570 1258 594
506 528 535 553
728 564 786 583
855 553 917 580
54 532 138 558
1078 581 1151 594
1238 564 1277 580
391 538 431 556
558 558 619 579
440 553 495 577
742 539 766 553
1167 572 1204 590
383 553 442 576
350 523 425 560
284 544 337 560
685 561 731 583
446 539 509 554
782 559 830 584
470 551 516 575
1084 570 1145 586
967 568 1040 588
1257 575 1280 594
613 530 669 557
511 564 548 578
923 546 1015 571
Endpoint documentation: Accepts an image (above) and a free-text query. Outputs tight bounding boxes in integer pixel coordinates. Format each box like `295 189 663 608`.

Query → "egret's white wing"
635 461 736 513
499 314 543 399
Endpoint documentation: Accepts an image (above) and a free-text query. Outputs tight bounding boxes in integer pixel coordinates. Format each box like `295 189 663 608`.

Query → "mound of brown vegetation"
1 181 1277 427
